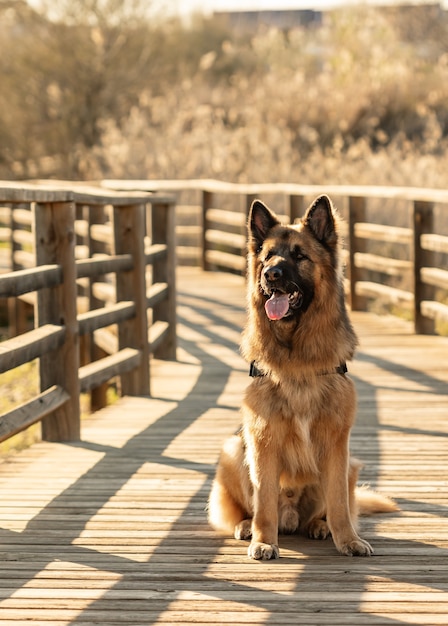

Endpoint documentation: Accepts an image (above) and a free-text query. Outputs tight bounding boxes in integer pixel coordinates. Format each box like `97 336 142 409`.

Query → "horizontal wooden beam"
207 208 245 228
76 254 133 279
145 243 167 263
420 267 448 290
421 300 448 323
78 301 136 336
205 229 246 250
420 233 448 254
355 281 413 306
0 385 69 443
354 252 411 276
79 347 141 392
0 265 61 298
102 178 448 204
205 249 246 272
0 324 65 373
354 223 412 244
147 282 168 309
149 320 169 353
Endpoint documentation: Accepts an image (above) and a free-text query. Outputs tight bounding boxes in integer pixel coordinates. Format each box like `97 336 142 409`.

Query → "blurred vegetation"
1 1 448 185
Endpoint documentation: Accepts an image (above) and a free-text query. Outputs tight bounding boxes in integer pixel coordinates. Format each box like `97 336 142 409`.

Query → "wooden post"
88 203 109 411
288 194 304 223
201 190 213 271
8 204 28 336
348 196 367 311
413 200 435 335
113 202 150 396
34 201 81 442
152 200 177 360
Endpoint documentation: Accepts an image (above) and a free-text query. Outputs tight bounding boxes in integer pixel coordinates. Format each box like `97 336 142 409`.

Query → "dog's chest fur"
242 372 355 483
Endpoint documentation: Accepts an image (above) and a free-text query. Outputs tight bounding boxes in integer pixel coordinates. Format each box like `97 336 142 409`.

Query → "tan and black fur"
208 195 397 560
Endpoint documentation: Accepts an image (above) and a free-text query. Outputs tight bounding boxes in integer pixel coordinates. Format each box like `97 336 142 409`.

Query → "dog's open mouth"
264 290 303 320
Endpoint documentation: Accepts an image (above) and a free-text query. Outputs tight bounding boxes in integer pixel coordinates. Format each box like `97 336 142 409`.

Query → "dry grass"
3 6 447 189
0 362 41 456
85 7 448 190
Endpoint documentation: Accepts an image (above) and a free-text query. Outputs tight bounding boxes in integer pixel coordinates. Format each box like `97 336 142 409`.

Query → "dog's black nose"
264 266 283 282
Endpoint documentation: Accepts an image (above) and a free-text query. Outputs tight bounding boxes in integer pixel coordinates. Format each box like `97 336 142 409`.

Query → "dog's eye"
292 246 307 261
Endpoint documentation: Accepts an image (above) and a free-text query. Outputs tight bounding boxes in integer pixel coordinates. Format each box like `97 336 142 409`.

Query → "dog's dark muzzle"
263 264 284 284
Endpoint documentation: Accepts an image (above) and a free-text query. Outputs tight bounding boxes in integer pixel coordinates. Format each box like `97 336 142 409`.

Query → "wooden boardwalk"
0 268 447 625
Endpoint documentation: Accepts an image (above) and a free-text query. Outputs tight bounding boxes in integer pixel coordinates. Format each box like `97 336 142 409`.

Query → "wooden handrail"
0 182 176 444
2 177 447 445
102 179 448 335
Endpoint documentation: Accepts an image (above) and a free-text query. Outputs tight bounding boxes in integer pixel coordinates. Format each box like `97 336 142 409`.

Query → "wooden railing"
0 182 176 443
104 180 448 335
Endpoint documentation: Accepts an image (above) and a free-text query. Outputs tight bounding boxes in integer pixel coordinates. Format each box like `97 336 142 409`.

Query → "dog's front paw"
248 541 280 560
234 519 252 540
338 537 373 557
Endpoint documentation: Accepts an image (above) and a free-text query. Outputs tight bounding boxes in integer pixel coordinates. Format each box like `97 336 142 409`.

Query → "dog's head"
248 195 340 322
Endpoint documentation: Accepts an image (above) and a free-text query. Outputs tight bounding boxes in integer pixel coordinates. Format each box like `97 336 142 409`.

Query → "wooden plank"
0 226 11 240
93 328 118 355
205 229 246 250
12 249 34 268
78 347 141 392
420 233 448 254
0 183 72 203
354 222 412 244
11 208 32 226
149 320 169 353
0 265 61 298
102 178 448 204
205 249 246 272
12 229 33 246
146 243 167 263
420 299 448 323
78 301 136 336
355 281 413 305
76 254 133 279
354 252 411 276
90 223 112 244
207 208 245 228
0 323 65 373
147 282 168 309
91 281 115 303
0 386 69 443
420 266 448 290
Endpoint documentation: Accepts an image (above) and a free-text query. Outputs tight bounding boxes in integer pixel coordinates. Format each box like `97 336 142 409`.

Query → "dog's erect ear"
249 200 280 248
304 195 337 246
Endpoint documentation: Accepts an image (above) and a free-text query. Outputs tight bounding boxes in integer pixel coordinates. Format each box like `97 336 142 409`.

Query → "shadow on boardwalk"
0 269 447 624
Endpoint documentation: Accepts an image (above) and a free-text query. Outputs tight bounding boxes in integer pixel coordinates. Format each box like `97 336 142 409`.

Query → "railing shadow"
0 274 446 624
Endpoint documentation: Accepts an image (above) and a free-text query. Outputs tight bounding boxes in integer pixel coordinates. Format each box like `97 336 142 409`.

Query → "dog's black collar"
249 361 265 377
249 360 347 378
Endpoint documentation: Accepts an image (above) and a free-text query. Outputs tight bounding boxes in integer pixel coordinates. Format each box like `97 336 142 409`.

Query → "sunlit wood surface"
0 268 447 625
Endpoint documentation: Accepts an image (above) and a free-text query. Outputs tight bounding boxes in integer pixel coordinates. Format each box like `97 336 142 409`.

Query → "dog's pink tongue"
265 293 289 320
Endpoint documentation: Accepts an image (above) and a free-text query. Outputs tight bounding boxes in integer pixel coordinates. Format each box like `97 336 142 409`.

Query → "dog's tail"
355 485 399 516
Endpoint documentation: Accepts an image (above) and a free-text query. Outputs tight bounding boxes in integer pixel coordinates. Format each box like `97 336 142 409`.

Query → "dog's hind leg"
234 518 252 540
208 434 253 536
208 478 247 536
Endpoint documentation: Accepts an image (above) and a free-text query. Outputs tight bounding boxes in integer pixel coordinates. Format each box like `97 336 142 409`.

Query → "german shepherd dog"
208 195 397 560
